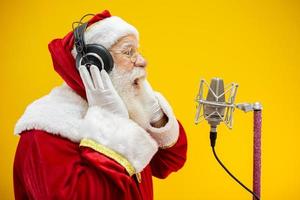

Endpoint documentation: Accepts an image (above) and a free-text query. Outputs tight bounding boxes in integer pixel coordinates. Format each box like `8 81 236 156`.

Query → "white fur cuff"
80 106 158 173
147 92 180 148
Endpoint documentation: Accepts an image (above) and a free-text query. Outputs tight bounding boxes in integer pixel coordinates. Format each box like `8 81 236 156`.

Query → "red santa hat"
48 10 139 100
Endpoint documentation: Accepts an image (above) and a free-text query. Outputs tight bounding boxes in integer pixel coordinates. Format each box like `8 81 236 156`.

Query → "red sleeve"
13 130 140 200
149 120 187 179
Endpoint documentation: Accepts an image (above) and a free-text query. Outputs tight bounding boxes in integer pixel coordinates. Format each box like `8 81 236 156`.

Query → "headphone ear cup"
76 44 114 73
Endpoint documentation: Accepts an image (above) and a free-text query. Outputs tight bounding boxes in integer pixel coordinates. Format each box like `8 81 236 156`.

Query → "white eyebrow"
119 41 137 49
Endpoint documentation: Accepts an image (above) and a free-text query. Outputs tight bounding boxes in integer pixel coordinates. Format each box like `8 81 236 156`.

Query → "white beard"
109 66 151 129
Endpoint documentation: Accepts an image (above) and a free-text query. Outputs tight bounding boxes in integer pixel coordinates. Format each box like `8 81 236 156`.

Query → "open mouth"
133 76 146 87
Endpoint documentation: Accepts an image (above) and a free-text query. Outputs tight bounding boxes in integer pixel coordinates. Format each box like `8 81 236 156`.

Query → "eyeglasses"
110 47 140 63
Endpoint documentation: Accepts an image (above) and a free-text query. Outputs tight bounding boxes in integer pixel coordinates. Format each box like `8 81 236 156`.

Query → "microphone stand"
253 103 262 200
237 102 262 200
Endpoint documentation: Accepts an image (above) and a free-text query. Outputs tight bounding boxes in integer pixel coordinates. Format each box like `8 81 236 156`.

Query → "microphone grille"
205 78 226 118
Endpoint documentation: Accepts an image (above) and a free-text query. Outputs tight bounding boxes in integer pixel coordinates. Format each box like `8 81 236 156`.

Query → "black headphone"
73 14 114 73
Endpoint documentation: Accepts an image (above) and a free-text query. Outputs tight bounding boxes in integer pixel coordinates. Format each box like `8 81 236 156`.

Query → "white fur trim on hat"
71 16 139 58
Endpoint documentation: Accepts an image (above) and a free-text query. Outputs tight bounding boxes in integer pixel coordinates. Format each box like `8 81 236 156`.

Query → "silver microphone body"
204 78 226 128
195 77 238 130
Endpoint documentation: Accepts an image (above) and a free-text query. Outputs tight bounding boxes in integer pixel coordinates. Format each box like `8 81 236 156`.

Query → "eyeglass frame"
109 46 141 63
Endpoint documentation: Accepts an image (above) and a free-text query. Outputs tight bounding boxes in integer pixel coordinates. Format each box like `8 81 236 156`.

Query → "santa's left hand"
142 80 165 124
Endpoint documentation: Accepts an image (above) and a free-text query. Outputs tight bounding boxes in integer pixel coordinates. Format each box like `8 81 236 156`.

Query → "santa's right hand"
79 65 129 118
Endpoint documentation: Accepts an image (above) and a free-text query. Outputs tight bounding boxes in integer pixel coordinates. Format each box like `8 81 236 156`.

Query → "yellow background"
1 0 299 199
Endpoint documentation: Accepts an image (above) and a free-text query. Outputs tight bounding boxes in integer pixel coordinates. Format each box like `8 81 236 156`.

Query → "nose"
134 54 147 68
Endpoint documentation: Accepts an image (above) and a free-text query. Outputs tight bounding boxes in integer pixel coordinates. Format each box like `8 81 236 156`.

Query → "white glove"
142 80 165 123
79 65 129 118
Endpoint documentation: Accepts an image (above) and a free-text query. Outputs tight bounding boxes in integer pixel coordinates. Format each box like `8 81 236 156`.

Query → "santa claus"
13 10 187 200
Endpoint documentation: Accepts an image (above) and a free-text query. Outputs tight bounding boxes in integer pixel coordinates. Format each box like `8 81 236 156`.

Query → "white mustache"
110 67 146 83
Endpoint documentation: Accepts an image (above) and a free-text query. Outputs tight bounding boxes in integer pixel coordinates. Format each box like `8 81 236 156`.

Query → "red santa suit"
13 10 187 200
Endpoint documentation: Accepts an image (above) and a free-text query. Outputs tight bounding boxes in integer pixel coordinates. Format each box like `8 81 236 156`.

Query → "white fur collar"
14 83 158 173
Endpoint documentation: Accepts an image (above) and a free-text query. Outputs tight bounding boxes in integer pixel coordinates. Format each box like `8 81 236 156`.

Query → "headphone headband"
74 22 88 58
73 15 114 73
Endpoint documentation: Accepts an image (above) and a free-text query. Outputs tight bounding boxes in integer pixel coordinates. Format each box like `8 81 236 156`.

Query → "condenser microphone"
195 77 237 132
